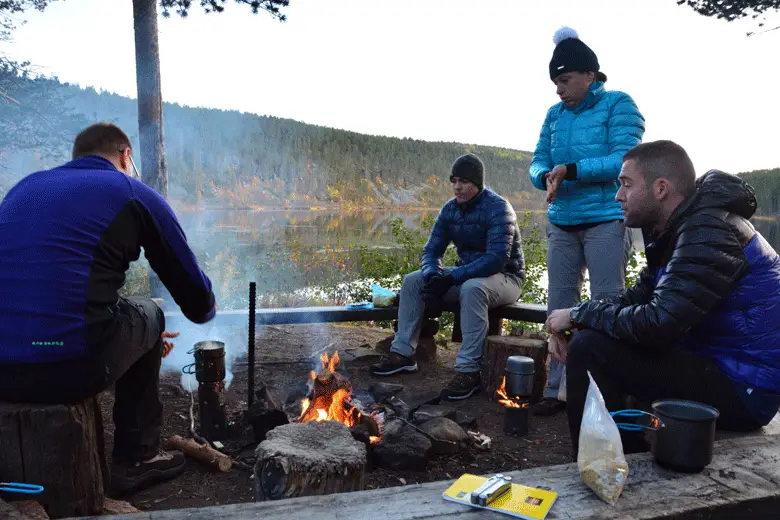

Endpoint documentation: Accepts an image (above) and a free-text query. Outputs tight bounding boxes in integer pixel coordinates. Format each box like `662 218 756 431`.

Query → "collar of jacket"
456 188 486 212
644 192 699 261
566 81 605 114
62 155 120 172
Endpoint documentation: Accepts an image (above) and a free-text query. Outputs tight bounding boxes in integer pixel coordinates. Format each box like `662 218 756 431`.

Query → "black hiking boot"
371 352 418 376
440 371 481 401
533 397 566 416
111 449 186 495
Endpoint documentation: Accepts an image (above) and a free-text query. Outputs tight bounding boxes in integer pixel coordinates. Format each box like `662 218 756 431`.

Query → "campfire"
298 351 380 444
497 376 529 437
496 376 529 409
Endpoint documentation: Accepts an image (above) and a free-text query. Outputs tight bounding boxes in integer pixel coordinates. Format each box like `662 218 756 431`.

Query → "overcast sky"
3 0 779 175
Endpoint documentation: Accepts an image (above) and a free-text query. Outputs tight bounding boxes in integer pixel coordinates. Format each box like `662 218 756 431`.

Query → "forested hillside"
1 72 541 208
738 168 780 216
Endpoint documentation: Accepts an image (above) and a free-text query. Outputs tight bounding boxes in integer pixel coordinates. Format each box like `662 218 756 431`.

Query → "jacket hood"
692 170 757 219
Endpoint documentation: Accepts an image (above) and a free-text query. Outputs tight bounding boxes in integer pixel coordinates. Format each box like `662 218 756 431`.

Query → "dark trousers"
0 297 165 463
566 329 761 460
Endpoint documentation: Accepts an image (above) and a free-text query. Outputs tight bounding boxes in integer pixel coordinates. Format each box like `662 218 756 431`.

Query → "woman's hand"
544 165 568 203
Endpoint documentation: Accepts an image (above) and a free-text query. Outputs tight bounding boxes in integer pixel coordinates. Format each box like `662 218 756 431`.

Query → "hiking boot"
440 371 481 401
111 449 186 495
533 397 566 416
371 352 418 376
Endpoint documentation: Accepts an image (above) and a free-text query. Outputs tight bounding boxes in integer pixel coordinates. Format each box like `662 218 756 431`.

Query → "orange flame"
298 351 370 432
497 376 521 408
369 436 380 444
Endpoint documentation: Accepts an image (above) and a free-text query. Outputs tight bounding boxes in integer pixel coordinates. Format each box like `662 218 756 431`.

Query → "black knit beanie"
549 27 600 81
450 153 484 189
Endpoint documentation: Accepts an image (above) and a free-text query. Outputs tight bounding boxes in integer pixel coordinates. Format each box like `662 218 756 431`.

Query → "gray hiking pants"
545 220 632 399
391 269 523 373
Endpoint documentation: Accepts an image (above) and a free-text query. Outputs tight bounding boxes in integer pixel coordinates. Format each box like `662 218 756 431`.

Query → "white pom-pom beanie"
549 26 600 80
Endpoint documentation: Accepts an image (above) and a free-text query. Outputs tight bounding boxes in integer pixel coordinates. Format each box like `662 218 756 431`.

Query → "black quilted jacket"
571 170 761 349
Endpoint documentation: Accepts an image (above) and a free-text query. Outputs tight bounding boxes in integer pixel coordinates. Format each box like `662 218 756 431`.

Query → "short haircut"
72 123 131 160
623 140 696 197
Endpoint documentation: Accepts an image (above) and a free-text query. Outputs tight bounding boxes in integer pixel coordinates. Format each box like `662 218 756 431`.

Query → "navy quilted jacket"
529 81 645 226
421 189 524 284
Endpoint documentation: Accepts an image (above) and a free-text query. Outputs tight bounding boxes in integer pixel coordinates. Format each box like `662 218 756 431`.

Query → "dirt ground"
98 324 572 513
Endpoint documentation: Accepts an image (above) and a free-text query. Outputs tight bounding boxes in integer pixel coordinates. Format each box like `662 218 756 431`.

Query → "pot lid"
505 355 535 375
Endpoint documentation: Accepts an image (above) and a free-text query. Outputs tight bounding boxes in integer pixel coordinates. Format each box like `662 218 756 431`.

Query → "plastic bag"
557 365 567 402
371 283 397 308
578 371 628 505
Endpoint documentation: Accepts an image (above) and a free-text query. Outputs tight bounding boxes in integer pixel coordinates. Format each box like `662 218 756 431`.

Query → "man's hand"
423 274 454 299
548 332 569 363
161 331 180 358
546 308 575 334
544 165 567 204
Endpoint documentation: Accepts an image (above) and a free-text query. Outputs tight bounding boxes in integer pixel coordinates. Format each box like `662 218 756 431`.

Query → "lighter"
470 474 512 506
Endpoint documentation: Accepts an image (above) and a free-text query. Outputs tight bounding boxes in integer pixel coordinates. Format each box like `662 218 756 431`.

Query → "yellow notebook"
442 474 558 520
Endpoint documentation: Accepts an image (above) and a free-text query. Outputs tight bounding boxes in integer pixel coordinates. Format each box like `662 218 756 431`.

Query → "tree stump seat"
0 396 108 519
254 420 367 501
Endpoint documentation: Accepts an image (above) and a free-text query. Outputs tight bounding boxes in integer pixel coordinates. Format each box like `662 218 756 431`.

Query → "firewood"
166 435 232 472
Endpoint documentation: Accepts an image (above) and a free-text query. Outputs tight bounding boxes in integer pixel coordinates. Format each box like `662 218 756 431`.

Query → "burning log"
166 435 232 472
254 421 367 501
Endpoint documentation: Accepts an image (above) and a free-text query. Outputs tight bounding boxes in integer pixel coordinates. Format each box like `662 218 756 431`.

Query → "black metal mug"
612 399 720 473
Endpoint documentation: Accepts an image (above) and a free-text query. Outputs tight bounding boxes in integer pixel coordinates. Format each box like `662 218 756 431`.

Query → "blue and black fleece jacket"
0 156 216 364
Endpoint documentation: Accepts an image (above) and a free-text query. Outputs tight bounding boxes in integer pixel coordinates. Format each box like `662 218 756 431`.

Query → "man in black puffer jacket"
372 154 525 400
546 140 780 458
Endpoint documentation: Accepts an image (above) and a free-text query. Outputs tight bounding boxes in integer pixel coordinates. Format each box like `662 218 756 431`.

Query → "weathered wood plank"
163 302 548 328
74 434 780 520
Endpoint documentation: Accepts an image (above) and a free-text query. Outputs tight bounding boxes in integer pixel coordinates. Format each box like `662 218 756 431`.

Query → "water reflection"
171 206 780 310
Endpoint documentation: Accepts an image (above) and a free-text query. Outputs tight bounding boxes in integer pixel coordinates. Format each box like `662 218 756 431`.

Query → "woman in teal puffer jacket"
530 27 646 416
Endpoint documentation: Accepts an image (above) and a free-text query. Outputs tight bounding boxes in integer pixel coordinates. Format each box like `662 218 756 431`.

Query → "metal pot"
504 356 535 399
613 399 720 473
184 341 226 383
651 399 720 472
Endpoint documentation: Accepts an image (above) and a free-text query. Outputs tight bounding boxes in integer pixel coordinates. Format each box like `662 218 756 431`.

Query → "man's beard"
625 196 661 229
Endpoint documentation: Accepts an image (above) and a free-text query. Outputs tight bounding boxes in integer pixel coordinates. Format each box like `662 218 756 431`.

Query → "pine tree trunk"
132 0 167 199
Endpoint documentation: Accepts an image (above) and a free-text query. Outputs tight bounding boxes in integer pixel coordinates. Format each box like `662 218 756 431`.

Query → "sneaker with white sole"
371 352 418 376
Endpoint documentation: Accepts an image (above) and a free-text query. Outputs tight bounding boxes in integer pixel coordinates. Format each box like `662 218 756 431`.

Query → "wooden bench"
163 301 548 340
72 426 780 520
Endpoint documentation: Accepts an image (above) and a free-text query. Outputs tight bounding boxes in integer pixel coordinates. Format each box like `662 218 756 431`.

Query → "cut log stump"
481 335 548 404
0 397 107 519
254 420 366 501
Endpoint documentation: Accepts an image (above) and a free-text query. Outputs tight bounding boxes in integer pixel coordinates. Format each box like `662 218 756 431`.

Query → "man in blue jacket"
372 154 525 400
0 123 217 493
546 140 780 457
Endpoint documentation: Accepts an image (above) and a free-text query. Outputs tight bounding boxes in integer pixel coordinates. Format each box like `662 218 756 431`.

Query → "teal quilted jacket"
529 81 645 226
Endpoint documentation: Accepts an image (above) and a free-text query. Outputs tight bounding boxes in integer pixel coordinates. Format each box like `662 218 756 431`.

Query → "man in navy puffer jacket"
372 154 524 400
546 141 780 458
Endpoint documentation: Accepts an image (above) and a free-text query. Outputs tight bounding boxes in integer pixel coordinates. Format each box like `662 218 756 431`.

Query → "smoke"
160 316 247 394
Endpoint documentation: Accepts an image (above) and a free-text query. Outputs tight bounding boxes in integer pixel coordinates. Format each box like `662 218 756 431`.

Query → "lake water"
165 206 780 311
